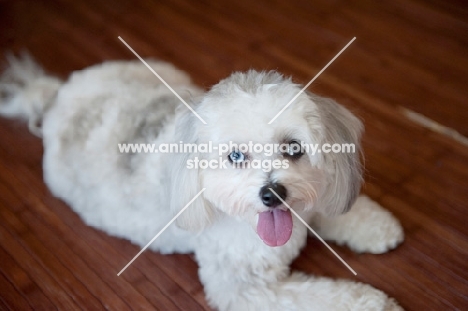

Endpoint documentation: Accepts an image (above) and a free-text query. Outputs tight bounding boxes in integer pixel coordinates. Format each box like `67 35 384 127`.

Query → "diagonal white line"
268 188 357 276
117 188 206 276
118 36 207 125
268 37 356 124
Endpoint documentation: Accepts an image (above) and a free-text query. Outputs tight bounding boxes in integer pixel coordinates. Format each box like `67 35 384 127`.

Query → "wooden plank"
0 247 55 310
0 0 467 309
0 225 81 310
0 270 33 311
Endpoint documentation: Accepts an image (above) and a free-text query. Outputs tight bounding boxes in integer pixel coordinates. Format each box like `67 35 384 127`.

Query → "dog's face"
170 71 362 247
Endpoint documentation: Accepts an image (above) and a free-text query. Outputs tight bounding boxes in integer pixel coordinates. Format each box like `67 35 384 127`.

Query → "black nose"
260 183 287 207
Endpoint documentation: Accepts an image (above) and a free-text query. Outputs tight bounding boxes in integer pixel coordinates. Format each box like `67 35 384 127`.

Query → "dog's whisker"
298 179 319 202
284 179 322 186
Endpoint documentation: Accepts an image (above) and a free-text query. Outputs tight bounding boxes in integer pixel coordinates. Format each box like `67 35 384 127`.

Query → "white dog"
0 55 404 311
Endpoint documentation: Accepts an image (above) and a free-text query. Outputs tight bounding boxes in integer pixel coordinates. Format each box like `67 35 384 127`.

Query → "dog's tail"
0 53 62 137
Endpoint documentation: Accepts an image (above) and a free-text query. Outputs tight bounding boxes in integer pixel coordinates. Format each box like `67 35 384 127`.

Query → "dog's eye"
228 150 245 163
285 141 304 159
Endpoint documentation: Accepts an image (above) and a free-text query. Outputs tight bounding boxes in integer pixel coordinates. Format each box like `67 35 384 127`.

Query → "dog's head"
169 70 362 247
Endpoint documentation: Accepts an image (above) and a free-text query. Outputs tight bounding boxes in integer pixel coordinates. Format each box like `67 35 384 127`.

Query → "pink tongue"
257 209 293 247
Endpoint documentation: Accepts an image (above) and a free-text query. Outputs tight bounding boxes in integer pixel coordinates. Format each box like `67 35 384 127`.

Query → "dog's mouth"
257 208 293 247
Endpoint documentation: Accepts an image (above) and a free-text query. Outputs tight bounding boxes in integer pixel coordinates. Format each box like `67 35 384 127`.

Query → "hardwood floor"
0 0 467 310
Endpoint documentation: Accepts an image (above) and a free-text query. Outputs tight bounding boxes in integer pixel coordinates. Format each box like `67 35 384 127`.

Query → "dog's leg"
197 256 402 311
310 195 404 254
195 217 402 311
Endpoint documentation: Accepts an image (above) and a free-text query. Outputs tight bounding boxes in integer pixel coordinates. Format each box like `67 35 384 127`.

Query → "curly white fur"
0 55 404 311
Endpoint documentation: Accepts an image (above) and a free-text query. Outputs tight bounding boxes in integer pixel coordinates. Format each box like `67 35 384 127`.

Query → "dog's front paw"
282 274 404 311
313 196 404 254
344 196 404 254
349 282 405 311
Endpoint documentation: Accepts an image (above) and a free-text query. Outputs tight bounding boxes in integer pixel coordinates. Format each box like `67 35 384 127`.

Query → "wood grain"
0 0 467 310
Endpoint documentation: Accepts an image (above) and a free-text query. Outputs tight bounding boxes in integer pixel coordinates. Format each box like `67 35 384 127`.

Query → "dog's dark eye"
285 141 304 159
228 150 245 163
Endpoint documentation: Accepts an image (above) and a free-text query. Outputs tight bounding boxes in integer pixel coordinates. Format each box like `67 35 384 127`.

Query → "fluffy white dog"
0 55 404 310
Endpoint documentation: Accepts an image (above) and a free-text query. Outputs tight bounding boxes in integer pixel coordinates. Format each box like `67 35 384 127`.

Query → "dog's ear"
169 105 215 231
309 95 363 215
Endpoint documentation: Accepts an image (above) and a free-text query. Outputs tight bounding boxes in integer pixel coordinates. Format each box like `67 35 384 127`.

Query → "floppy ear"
310 95 363 216
169 105 215 231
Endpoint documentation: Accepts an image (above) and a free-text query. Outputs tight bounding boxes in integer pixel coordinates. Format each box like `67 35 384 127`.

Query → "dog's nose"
260 183 287 207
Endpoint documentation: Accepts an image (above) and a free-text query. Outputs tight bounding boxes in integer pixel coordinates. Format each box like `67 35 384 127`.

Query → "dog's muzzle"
257 183 292 247
260 183 287 207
